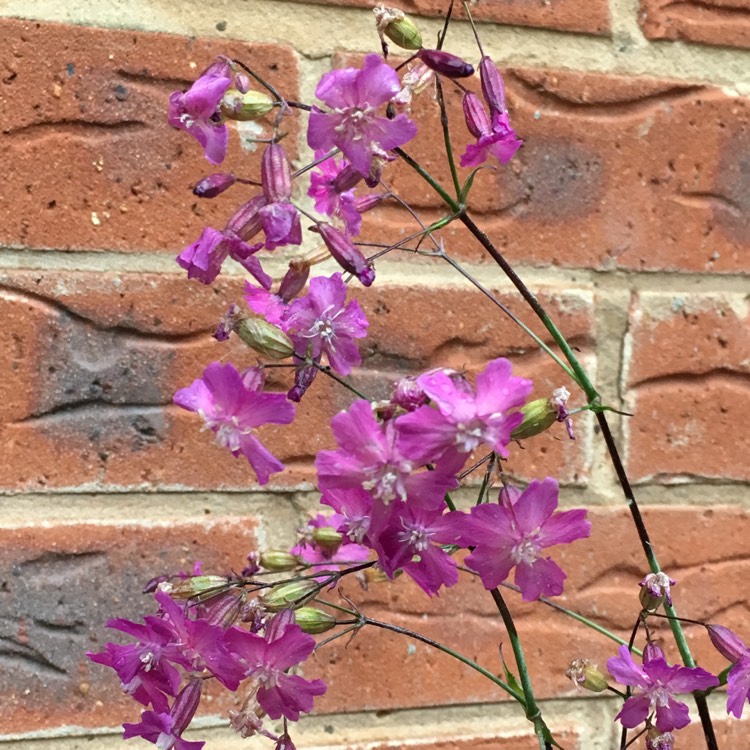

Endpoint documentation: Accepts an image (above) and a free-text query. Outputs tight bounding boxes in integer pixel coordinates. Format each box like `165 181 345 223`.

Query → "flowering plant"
89 4 743 749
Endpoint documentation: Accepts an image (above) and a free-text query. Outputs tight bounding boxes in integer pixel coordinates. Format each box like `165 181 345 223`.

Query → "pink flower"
309 151 364 236
458 478 590 600
315 399 457 505
607 644 718 732
396 359 533 468
706 624 750 718
168 60 232 165
284 273 368 376
308 54 417 177
173 362 295 485
225 611 327 721
459 92 522 168
259 143 302 250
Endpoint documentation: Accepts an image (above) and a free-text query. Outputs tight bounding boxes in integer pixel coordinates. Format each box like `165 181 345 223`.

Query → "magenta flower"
607 644 718 732
706 624 750 718
177 226 270 287
225 611 327 721
459 92 522 168
315 399 457 505
284 273 368 375
320 487 376 545
396 359 533 467
168 60 232 165
308 54 418 176
309 151 364 236
244 282 288 327
173 362 295 484
458 478 590 600
259 143 302 250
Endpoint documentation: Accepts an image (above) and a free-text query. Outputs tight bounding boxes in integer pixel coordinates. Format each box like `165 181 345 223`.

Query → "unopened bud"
479 56 507 115
221 88 275 121
354 192 388 213
332 163 364 194
278 259 310 302
565 658 608 692
235 316 295 359
261 142 293 203
392 376 427 412
259 550 299 572
193 172 237 199
167 575 233 601
294 606 337 634
511 397 559 441
172 680 203 736
262 579 319 611
226 195 267 241
462 92 491 139
639 572 676 612
706 624 749 663
312 525 343 554
417 48 474 79
315 223 375 286
374 6 423 50
288 363 318 402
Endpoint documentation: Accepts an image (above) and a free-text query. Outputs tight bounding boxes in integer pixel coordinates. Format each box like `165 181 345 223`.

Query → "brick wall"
1 0 748 748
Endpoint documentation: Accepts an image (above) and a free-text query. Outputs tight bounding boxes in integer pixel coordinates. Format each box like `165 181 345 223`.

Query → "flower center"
362 460 411 502
455 419 485 452
398 522 431 553
511 536 542 565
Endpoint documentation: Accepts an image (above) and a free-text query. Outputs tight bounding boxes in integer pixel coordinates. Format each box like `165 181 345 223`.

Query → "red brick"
290 0 610 35
368 67 750 273
358 733 582 750
0 270 593 491
640 0 750 49
679 714 750 747
623 293 750 483
0 521 258 734
0 18 299 253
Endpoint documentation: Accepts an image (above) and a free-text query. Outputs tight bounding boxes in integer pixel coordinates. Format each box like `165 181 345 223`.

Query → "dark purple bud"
707 624 749 663
315 223 375 286
225 194 267 240
479 56 507 114
201 590 242 627
171 680 202 736
261 142 293 203
392 376 427 411
333 163 363 193
242 551 261 578
275 734 297 750
462 92 491 139
193 172 237 198
417 48 474 79
234 72 252 94
278 259 311 302
214 303 242 341
354 192 389 213
288 363 318 402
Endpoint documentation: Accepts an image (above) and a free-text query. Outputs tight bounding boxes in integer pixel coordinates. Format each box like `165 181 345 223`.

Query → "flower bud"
510 397 559 441
374 6 423 50
294 606 337 634
261 142 293 203
565 658 608 692
462 92 491 139
165 575 234 600
220 88 275 121
479 56 507 115
235 316 295 359
193 172 237 199
392 376 428 411
706 624 748 663
278 259 310 302
417 49 474 79
333 163 364 194
639 572 676 612
643 641 666 663
312 525 344 554
288 363 318 402
259 550 299 572
314 223 375 286
214 303 242 342
354 192 388 213
262 579 319 611
226 195 267 241
171 680 203 736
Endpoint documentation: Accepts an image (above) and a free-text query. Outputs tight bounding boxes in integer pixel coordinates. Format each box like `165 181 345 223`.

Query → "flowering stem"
305 358 369 400
362 616 526 704
434 76 462 198
489 588 553 750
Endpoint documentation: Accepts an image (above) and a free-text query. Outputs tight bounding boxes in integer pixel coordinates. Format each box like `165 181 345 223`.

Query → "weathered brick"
640 0 750 49
0 521 258 734
0 270 593 491
0 18 299 253
290 0 610 35
367 67 750 273
623 293 750 483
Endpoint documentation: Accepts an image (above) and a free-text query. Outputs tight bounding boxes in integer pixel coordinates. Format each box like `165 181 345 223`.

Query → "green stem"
363 616 525 704
434 76 461 198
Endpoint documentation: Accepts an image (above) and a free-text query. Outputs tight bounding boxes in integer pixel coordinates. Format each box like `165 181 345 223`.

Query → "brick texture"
0 270 593 491
289 0 610 35
376 66 750 273
0 18 299 254
640 0 750 49
623 293 750 483
0 521 258 734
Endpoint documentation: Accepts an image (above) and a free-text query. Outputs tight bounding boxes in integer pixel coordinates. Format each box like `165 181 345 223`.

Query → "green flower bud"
259 550 299 572
235 316 295 360
294 606 337 634
262 579 319 611
311 526 343 554
510 397 558 440
565 658 608 693
167 575 233 601
374 6 422 50
220 89 275 121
